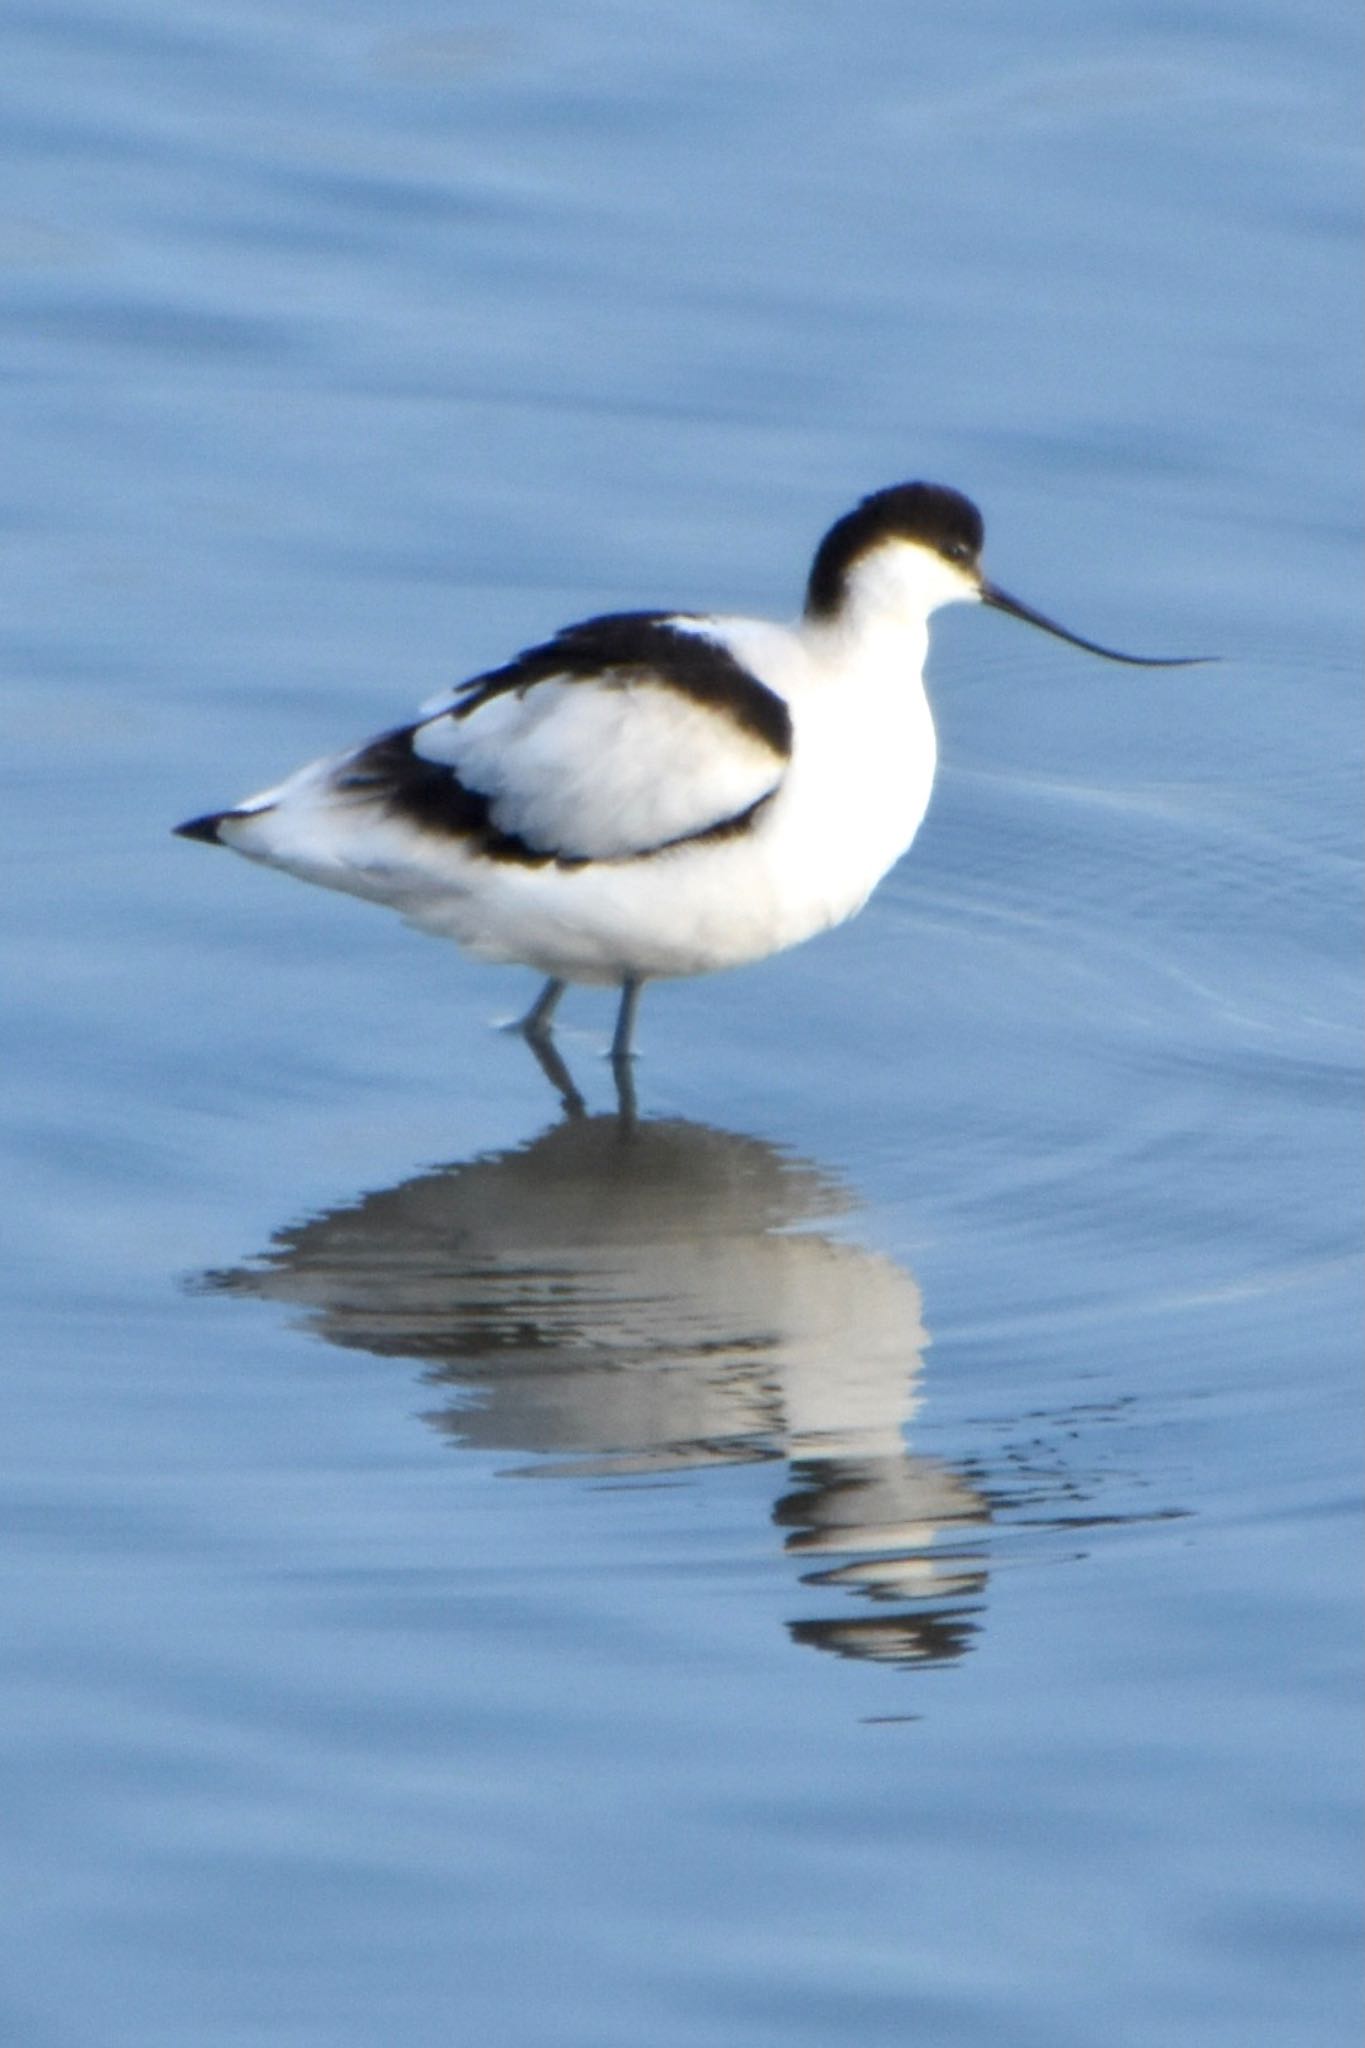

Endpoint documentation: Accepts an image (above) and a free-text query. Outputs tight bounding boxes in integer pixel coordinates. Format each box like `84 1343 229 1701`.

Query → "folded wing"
357 612 793 864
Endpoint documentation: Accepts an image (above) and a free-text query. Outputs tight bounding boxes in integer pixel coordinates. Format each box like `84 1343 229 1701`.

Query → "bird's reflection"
204 1108 991 1668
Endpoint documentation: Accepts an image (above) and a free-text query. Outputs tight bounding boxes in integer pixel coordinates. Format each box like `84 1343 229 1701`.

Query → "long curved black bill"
981 581 1208 668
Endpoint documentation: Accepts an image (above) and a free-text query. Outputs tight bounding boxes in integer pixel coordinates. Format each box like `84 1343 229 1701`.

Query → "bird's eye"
942 542 971 564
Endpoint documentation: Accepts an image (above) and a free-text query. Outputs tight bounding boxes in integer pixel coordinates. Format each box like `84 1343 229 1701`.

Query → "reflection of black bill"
981 580 1208 668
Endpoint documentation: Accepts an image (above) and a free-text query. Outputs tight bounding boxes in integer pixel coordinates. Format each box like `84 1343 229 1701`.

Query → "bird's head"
805 481 1204 667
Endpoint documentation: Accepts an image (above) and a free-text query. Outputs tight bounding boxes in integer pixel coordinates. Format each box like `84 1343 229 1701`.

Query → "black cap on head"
804 483 984 620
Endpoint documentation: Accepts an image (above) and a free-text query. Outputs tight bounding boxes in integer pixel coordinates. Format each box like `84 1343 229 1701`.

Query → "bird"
176 481 1198 1064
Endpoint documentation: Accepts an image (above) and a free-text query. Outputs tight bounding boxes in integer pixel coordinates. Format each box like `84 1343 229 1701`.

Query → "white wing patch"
410 671 785 861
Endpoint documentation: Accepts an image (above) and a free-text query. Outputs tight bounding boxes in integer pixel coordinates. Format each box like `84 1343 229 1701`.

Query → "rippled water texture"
2 4 1360 2044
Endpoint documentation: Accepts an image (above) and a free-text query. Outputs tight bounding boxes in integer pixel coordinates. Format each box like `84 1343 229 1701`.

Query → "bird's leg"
517 976 567 1040
610 977 643 1063
508 977 583 1116
611 1047 638 1127
609 978 642 1128
519 1025 587 1120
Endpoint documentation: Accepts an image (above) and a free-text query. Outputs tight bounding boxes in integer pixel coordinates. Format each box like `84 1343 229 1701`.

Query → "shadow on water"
198 1049 1179 1675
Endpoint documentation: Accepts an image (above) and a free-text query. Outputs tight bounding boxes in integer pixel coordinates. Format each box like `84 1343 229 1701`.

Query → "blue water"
2 4 1360 2044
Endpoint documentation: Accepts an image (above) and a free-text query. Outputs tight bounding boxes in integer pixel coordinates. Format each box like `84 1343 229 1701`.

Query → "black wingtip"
174 811 228 844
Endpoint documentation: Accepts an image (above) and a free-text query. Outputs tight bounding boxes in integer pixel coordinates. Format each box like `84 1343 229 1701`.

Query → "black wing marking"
334 728 572 866
451 612 793 759
336 613 791 867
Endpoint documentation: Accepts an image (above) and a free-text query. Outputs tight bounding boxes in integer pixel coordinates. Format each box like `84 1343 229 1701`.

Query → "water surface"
1 3 1360 2044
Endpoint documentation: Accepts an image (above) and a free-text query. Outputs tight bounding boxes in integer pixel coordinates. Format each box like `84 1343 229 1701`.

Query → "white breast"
752 614 938 939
